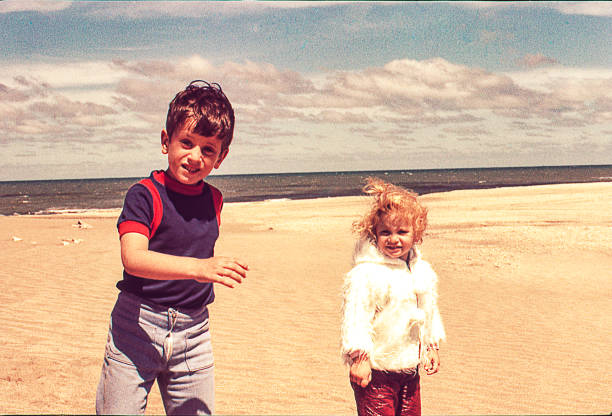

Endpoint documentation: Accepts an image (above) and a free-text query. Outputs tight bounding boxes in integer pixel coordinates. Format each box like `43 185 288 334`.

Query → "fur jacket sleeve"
340 239 445 371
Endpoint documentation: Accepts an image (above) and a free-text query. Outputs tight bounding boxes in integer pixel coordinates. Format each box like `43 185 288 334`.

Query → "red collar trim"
152 170 205 196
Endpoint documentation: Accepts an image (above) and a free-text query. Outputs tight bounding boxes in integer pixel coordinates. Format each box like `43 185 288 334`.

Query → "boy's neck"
153 170 205 196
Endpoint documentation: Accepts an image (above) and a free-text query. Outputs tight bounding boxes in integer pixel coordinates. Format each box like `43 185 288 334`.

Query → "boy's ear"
214 148 229 169
161 130 169 154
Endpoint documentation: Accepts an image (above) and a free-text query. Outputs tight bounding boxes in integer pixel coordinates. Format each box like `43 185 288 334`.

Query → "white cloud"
518 53 559 68
0 0 71 14
554 2 612 17
3 54 612 179
74 1 340 20
4 55 612 130
456 1 612 18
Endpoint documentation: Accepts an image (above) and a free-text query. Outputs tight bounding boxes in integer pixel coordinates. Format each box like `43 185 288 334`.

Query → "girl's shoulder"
346 261 390 281
411 257 438 293
344 262 392 300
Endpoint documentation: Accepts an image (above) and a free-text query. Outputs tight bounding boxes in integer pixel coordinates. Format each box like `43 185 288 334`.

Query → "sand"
0 182 610 415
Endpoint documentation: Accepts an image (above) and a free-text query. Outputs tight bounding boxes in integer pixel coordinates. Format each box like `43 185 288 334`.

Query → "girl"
341 177 445 416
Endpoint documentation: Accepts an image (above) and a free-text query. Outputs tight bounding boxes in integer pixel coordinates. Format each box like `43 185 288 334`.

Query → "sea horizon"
2 163 612 184
1 164 611 216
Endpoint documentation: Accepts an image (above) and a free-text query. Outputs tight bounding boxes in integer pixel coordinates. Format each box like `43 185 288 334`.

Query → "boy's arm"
120 232 248 288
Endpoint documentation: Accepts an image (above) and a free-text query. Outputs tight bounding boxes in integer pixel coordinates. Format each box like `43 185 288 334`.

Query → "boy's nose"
188 148 203 162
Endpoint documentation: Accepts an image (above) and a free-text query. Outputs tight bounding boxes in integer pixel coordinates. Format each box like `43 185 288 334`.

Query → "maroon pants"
351 369 421 416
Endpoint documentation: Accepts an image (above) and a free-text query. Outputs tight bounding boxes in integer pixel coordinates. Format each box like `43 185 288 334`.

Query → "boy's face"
375 214 414 261
161 123 228 186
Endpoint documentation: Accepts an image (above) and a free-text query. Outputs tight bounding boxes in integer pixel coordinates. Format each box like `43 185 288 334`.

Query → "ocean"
1 165 611 216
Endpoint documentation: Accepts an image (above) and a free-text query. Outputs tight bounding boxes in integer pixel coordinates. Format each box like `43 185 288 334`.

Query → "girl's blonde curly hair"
353 177 428 244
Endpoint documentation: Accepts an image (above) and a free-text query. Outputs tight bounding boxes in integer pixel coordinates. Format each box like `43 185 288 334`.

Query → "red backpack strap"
208 184 223 226
139 178 163 239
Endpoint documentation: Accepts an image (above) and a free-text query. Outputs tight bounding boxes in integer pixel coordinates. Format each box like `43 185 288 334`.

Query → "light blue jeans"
96 292 214 415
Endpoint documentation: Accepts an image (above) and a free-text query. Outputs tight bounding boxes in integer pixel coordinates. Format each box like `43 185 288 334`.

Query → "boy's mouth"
182 164 200 174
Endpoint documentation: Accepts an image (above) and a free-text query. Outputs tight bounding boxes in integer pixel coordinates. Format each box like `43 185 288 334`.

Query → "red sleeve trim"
118 221 150 239
209 183 223 226
139 178 163 239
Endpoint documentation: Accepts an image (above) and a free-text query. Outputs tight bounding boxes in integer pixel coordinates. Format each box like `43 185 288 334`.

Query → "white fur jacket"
341 239 445 371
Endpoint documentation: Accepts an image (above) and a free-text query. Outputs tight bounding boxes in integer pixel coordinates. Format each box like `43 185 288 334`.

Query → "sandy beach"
0 182 610 415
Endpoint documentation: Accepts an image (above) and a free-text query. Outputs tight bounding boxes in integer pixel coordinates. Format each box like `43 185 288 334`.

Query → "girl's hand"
350 359 372 388
423 348 440 375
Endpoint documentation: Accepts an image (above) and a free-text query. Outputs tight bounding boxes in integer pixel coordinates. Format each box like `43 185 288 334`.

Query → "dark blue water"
1 165 611 215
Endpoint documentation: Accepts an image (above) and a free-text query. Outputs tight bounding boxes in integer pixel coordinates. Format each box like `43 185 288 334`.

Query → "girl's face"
375 214 414 261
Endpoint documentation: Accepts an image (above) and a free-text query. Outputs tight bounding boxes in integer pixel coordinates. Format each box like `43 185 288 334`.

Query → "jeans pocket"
106 315 163 370
183 320 214 372
105 330 137 367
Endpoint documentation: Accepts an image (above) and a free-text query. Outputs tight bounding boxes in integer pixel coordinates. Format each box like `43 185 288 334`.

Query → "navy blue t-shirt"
116 170 222 310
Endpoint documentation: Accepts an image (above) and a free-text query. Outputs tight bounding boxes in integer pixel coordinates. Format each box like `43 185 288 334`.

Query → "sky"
1 1 612 181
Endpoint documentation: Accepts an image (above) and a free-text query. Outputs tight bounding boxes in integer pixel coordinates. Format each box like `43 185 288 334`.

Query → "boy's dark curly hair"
166 80 235 150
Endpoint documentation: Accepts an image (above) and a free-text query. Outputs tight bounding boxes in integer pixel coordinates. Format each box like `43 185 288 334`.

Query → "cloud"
111 55 217 82
30 96 116 122
456 1 612 18
0 82 32 102
518 53 559 68
5 55 612 131
554 2 612 17
0 0 71 14
72 1 339 19
306 58 555 125
442 126 492 137
3 54 612 179
504 66 612 123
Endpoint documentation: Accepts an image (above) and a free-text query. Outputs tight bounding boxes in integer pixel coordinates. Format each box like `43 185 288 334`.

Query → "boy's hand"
350 358 372 388
423 348 440 375
196 256 249 288
120 233 248 286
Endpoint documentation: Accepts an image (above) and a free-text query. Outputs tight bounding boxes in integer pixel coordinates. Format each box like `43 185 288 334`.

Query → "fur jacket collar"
352 238 419 269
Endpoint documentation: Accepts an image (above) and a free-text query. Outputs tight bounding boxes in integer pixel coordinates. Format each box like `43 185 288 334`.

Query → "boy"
96 80 249 415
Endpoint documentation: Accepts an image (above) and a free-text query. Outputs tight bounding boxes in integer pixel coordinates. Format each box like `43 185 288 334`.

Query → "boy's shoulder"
134 171 222 202
124 170 224 226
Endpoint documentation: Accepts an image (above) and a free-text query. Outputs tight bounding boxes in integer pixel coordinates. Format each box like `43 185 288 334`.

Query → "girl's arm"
120 232 249 288
417 263 446 347
423 345 440 375
416 262 445 374
349 352 372 387
341 268 377 367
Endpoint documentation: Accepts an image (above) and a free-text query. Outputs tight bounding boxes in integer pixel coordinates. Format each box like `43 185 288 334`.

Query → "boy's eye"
180 140 193 148
201 146 216 155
